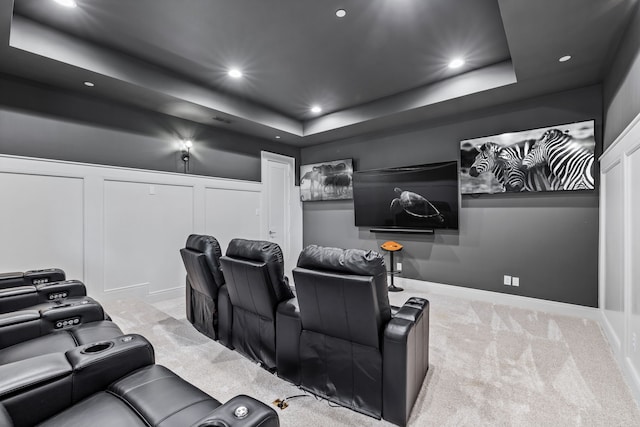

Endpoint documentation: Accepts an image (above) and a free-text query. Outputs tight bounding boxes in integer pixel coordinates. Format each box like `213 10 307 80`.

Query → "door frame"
261 151 296 271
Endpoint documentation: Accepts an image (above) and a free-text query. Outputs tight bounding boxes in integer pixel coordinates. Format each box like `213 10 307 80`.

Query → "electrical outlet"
512 277 520 287
503 275 512 286
396 262 402 272
148 185 156 195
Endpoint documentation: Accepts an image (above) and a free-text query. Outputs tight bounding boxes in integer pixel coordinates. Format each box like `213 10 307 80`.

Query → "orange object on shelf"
381 241 403 252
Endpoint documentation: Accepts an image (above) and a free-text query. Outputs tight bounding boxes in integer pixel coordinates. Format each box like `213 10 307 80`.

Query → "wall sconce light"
180 139 193 173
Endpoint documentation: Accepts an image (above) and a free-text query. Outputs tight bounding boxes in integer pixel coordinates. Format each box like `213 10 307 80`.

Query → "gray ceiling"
0 0 637 146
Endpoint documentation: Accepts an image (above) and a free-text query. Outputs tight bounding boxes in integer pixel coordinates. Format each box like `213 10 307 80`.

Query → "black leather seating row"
0 267 279 427
0 269 86 314
181 235 429 426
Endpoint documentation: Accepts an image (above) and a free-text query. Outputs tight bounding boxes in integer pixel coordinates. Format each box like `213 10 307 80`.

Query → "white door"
266 160 288 250
261 151 300 276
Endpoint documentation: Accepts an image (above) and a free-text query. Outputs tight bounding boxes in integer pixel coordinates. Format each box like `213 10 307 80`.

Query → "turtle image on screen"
390 187 445 224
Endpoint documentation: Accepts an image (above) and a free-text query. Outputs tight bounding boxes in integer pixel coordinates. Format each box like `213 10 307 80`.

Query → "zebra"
521 129 594 190
469 141 561 192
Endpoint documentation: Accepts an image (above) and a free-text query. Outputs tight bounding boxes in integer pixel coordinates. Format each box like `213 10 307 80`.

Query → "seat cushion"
39 365 221 427
0 321 123 365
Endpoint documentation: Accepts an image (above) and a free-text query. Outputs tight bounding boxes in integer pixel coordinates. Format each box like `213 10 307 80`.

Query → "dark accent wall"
0 75 299 182
301 85 601 307
604 1 640 148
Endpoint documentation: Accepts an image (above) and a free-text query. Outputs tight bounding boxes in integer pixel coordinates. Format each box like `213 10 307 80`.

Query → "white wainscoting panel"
0 172 84 279
0 154 291 303
602 161 625 348
103 180 194 295
629 145 640 383
599 111 640 404
204 187 261 252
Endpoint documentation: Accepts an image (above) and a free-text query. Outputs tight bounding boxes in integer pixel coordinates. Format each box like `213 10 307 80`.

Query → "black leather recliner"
0 269 90 314
180 235 232 345
0 334 279 427
219 239 294 370
277 245 429 426
0 268 66 290
0 302 124 365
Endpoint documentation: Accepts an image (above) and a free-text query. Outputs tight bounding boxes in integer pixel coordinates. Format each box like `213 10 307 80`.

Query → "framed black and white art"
300 159 353 201
459 120 595 194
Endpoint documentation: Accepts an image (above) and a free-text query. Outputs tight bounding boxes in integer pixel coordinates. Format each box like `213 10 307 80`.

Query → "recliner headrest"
226 238 292 301
296 245 391 324
185 234 225 287
226 238 284 265
297 245 386 276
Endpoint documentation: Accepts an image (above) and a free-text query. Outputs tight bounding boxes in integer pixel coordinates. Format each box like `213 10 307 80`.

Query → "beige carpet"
101 284 640 426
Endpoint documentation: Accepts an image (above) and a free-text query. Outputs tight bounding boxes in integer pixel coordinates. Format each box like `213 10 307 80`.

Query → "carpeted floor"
101 282 640 426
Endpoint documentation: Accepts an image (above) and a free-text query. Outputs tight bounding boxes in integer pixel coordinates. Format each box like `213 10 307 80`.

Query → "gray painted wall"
0 75 299 182
604 2 640 148
301 85 601 307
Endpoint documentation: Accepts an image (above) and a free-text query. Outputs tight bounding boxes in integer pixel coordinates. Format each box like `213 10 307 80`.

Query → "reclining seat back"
180 235 225 340
293 245 391 419
220 239 293 370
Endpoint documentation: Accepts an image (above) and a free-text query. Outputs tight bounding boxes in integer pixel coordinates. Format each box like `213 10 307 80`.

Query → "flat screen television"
353 161 459 230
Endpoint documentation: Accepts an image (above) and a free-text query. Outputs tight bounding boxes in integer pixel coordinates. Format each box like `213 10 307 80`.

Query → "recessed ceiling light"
53 0 77 8
311 105 322 114
83 81 94 87
559 55 572 62
228 68 243 78
336 9 347 18
275 136 281 139
448 58 465 69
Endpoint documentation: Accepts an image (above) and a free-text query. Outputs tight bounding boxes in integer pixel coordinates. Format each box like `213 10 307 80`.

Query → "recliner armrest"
0 279 84 314
36 280 87 302
65 334 155 402
382 298 429 426
0 298 106 349
39 297 105 333
190 395 279 427
23 268 66 286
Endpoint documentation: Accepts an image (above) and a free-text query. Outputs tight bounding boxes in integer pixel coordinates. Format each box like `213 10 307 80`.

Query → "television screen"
353 161 459 230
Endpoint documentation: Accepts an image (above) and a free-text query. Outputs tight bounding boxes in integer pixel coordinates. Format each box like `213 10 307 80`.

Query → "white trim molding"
598 110 640 405
396 277 600 320
0 153 271 303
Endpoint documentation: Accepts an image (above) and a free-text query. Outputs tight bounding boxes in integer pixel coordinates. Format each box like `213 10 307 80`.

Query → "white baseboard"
99 283 185 304
146 286 185 303
395 277 600 320
100 283 148 302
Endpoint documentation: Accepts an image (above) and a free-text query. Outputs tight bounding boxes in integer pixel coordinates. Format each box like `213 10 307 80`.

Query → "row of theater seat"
0 268 279 427
181 235 430 427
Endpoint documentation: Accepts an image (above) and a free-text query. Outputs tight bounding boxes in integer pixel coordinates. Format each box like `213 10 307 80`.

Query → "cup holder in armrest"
81 341 114 354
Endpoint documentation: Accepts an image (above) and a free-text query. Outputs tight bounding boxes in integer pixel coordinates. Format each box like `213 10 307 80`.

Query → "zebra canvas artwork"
459 120 595 194
300 159 354 201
